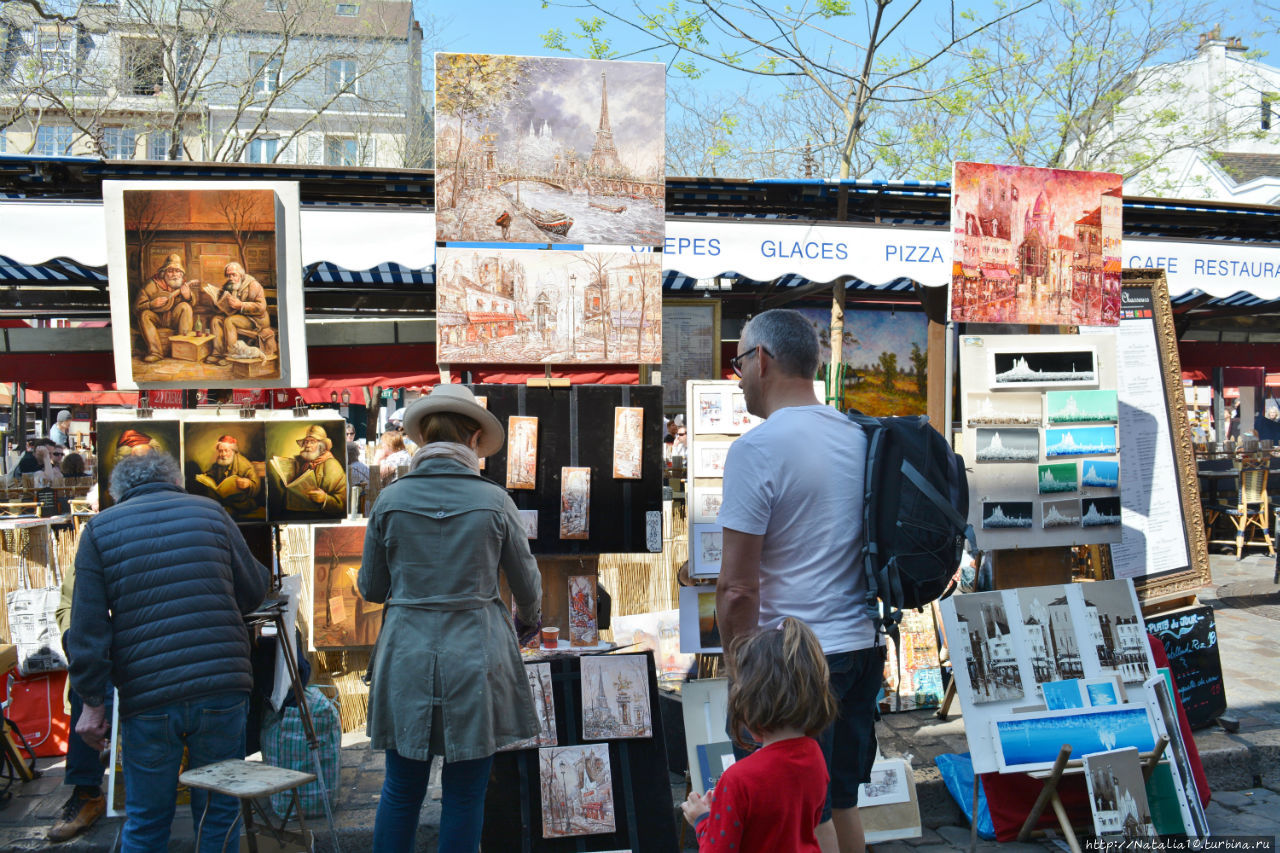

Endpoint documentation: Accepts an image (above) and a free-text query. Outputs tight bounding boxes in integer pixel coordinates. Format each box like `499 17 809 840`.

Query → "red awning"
984 269 1012 280
466 312 516 323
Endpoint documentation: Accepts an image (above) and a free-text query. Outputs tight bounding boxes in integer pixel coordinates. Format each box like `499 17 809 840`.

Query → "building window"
148 130 173 160
265 0 287 9
35 125 74 156
251 53 281 94
246 136 279 163
102 127 136 159
325 135 358 166
326 58 356 95
1264 93 1278 131
336 3 359 14
122 39 164 96
37 24 75 75
0 128 6 152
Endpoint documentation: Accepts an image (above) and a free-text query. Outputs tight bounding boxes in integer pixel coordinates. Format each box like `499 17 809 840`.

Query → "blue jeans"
65 688 107 788
119 692 248 853
373 749 494 853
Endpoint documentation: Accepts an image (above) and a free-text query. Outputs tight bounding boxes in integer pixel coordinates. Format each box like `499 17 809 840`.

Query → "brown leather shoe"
48 789 106 842
142 353 162 363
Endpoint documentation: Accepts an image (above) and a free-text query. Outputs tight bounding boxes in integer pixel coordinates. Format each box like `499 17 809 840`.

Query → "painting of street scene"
1017 585 1082 684
435 53 664 246
949 592 1026 704
612 407 643 479
312 524 382 649
1084 748 1157 839
500 662 557 751
951 162 1122 326
795 308 928 417
1079 580 1151 684
568 574 598 646
436 248 662 364
183 421 267 521
560 467 591 539
539 744 616 838
113 187 284 386
506 416 539 489
582 653 652 739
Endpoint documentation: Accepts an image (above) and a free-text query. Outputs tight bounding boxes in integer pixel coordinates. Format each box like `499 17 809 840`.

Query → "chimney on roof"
1196 25 1246 60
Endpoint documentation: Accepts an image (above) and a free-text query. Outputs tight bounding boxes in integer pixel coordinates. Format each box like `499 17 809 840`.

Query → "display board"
96 408 347 523
480 651 679 852
660 299 720 413
102 180 307 390
960 333 1121 549
938 578 1158 775
468 384 663 555
1144 605 1225 729
1087 272 1210 600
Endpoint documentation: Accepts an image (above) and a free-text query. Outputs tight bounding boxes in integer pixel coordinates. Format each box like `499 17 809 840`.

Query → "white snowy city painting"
993 705 1156 773
1046 390 1117 424
1042 499 1082 528
435 53 665 246
436 247 662 364
976 428 1039 462
1082 497 1123 528
991 350 1097 388
1038 463 1078 494
966 392 1042 427
1045 426 1117 458
1081 460 1120 489
982 501 1033 530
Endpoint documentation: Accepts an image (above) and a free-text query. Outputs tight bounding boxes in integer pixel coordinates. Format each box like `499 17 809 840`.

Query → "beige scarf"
411 442 480 473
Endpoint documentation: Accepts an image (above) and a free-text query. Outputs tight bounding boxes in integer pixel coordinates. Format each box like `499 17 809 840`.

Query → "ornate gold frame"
1116 270 1211 602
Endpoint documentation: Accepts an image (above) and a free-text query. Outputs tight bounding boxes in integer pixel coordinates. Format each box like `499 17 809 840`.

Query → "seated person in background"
61 453 87 479
347 441 370 490
376 430 412 486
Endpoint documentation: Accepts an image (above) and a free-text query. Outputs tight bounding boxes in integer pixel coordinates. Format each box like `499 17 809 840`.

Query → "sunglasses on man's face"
730 345 772 377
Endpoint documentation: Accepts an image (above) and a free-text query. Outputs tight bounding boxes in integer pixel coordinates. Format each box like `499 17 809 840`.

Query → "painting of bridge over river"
435 53 665 246
436 247 662 364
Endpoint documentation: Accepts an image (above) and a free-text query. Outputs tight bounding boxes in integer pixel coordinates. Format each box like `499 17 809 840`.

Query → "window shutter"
279 137 296 164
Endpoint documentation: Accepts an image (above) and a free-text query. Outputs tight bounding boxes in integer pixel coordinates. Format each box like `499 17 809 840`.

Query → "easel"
1015 737 1169 853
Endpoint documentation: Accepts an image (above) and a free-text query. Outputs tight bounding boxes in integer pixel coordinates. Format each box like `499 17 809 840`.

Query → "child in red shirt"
680 617 838 853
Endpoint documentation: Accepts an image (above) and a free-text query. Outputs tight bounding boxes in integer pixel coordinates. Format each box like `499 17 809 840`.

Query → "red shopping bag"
2 668 70 758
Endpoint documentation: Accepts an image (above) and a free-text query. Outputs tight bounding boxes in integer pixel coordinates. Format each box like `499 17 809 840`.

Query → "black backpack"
845 410 974 636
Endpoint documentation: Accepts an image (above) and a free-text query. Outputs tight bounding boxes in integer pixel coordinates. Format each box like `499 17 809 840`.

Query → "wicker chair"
1204 466 1275 559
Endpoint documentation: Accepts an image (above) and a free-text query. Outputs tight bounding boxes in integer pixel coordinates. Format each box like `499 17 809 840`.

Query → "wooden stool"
180 759 316 853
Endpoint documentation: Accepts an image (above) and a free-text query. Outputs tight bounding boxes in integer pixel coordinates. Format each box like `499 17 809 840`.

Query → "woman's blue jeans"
373 749 494 853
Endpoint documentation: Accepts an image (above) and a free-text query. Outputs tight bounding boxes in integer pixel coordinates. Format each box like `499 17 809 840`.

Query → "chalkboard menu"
1145 605 1225 730
35 488 57 517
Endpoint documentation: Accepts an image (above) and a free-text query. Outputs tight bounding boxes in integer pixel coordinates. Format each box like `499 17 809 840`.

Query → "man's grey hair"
56 410 71 423
741 309 820 379
109 452 183 501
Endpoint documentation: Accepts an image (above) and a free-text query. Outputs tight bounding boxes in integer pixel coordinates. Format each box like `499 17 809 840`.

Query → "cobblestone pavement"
3 553 1277 851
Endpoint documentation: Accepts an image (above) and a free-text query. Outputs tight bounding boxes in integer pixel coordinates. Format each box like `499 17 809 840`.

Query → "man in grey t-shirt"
717 308 880 853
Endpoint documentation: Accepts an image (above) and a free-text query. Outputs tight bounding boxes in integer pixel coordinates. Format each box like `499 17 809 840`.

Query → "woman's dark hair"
60 453 86 477
422 412 481 446
725 617 838 749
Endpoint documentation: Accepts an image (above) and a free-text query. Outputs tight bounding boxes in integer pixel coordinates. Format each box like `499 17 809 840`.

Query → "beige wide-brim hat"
404 384 504 458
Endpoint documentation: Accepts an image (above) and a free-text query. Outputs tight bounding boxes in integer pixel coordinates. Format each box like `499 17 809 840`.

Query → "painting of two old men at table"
113 186 286 386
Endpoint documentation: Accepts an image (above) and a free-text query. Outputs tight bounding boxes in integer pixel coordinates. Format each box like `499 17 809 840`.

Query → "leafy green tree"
879 351 898 389
434 54 523 207
910 342 927 396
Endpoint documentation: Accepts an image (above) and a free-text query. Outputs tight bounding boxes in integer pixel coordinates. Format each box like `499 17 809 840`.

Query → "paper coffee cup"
541 627 560 648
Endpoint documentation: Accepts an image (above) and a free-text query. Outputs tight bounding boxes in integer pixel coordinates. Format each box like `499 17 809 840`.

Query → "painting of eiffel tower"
435 53 665 246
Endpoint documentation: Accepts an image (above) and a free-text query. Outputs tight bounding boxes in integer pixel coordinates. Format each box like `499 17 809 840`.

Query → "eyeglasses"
730 345 772 377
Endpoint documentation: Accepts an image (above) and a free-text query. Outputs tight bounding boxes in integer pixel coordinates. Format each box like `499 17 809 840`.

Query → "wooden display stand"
535 555 598 638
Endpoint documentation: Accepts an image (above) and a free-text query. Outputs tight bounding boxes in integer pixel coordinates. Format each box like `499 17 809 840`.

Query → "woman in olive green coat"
359 385 541 853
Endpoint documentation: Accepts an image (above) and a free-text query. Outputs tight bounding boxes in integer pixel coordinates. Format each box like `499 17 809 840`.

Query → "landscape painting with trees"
794 307 926 416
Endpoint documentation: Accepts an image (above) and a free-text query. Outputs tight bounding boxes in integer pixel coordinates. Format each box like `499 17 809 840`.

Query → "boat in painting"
529 207 574 236
589 200 626 213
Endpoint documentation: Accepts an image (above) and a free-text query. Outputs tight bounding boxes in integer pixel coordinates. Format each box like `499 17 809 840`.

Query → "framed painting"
436 247 662 364
539 744 616 838
182 421 266 522
678 587 723 654
1083 748 1157 838
96 418 182 510
103 180 306 389
568 574 598 647
991 705 1156 773
612 407 643 479
506 416 539 490
691 441 730 478
265 419 348 522
559 467 591 539
681 678 730 795
1142 672 1209 837
690 523 723 578
435 53 665 247
311 523 382 650
950 162 1121 326
499 662 557 751
581 654 652 739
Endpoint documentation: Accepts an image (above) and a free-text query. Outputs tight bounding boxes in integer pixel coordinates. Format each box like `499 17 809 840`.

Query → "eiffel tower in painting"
587 71 623 176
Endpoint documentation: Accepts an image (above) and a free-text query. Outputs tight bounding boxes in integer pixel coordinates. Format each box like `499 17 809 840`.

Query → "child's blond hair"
725 617 838 749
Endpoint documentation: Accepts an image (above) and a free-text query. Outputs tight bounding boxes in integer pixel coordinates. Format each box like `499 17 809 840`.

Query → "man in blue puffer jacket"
68 450 269 852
